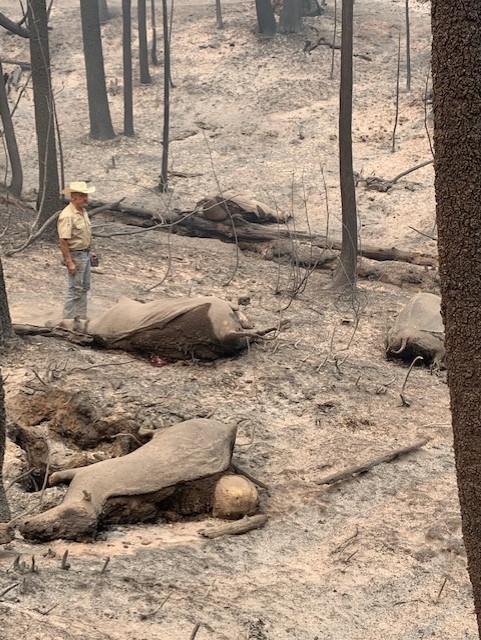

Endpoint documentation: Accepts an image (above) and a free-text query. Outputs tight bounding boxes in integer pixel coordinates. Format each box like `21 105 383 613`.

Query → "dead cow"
386 293 445 368
19 419 248 541
58 295 272 360
198 192 288 224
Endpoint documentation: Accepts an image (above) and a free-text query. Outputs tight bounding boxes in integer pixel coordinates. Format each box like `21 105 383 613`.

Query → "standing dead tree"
138 0 152 84
405 0 411 91
151 0 159 65
80 0 116 140
0 60 23 196
98 0 110 22
0 256 13 534
158 0 170 192
27 0 61 226
392 29 401 153
331 0 357 289
279 0 303 33
0 371 10 527
255 0 276 36
122 0 134 136
215 0 223 29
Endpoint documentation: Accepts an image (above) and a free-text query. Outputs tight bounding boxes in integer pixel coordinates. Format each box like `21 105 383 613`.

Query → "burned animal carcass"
58 295 267 361
19 419 259 542
386 293 445 368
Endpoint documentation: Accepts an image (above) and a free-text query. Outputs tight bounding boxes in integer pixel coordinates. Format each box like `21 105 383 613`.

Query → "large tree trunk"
255 0 276 36
122 0 134 136
0 60 22 197
27 0 61 226
331 0 357 289
80 0 115 140
279 0 303 33
138 0 152 84
432 1 481 634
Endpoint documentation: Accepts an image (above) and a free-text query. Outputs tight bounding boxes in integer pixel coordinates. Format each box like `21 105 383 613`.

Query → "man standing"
57 181 96 319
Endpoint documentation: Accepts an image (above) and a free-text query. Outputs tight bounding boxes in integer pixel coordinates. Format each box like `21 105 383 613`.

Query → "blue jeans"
62 251 91 319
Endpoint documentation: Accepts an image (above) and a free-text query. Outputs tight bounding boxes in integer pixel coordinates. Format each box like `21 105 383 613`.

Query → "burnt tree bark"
405 0 411 91
98 0 110 22
0 255 12 523
0 371 9 523
80 0 115 140
0 12 29 37
138 0 152 84
0 260 13 345
255 0 276 36
0 60 23 196
432 2 481 635
27 0 61 226
215 0 223 29
158 0 170 192
331 0 357 289
122 0 134 136
279 0 303 33
151 0 159 65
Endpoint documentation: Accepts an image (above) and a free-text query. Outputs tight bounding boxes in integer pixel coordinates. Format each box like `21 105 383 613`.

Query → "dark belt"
72 248 90 252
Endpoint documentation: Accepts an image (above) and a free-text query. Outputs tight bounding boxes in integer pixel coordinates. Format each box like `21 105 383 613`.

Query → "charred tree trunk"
0 371 9 523
27 0 61 226
279 0 303 33
432 1 481 635
0 259 13 345
0 257 12 525
0 60 22 196
122 0 134 136
255 0 276 36
98 0 110 22
331 0 357 289
80 0 115 140
215 0 223 29
405 0 411 91
158 0 170 192
0 12 29 37
151 0 159 65
138 0 152 84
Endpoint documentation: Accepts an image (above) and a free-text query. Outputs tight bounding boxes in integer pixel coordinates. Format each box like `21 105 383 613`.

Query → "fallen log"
176 215 437 267
89 200 437 268
252 240 438 290
13 324 93 346
316 437 429 486
198 514 268 539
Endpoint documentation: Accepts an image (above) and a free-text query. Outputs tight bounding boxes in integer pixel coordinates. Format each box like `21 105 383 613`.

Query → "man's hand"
67 260 76 275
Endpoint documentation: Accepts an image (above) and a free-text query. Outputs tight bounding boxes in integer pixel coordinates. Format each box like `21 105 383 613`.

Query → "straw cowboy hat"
61 181 96 195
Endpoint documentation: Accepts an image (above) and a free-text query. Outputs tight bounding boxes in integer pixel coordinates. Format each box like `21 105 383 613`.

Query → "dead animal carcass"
19 419 258 542
386 293 445 368
198 192 288 224
58 295 265 360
